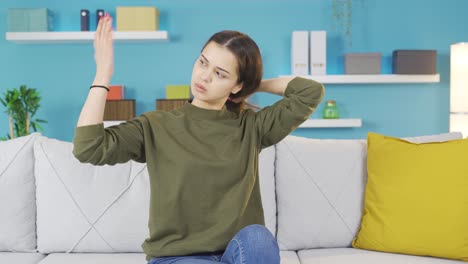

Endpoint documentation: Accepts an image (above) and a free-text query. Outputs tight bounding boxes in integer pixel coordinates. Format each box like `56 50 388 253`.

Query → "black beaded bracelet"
90 85 110 92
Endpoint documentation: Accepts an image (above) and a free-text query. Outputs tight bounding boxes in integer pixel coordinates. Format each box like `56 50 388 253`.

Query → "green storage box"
8 8 54 32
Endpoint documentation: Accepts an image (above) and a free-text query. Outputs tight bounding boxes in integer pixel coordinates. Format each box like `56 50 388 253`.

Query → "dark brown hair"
201 30 263 114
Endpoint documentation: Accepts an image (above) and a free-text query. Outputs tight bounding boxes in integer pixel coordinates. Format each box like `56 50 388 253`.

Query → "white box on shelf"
310 31 326 75
291 31 309 75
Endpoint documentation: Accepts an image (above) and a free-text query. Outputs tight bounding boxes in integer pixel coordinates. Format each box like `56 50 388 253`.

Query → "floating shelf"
281 74 440 84
103 120 126 128
299 119 362 128
5 31 169 44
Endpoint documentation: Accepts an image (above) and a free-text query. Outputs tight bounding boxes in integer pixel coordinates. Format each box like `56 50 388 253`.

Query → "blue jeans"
147 224 280 264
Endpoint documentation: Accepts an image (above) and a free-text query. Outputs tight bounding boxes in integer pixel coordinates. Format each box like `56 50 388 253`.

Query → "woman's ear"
231 83 243 95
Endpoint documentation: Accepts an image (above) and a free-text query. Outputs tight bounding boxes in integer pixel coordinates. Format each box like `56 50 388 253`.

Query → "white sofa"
0 131 465 264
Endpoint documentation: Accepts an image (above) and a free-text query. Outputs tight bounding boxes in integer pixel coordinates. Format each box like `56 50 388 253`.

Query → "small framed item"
80 9 89 31
392 50 437 74
96 9 105 29
345 53 382 74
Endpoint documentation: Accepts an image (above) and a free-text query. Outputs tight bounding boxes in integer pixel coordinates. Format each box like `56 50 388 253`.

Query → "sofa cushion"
259 145 276 236
38 252 298 264
38 253 145 264
0 133 40 252
297 248 465 264
352 133 468 261
0 252 46 264
280 251 301 264
275 132 463 251
34 136 150 253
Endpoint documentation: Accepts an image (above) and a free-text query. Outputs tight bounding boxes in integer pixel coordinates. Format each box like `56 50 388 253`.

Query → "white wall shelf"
103 120 126 128
299 119 362 128
5 31 169 44
281 74 440 84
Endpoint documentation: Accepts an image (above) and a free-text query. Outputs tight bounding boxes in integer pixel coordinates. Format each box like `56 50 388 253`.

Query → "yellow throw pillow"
352 132 468 261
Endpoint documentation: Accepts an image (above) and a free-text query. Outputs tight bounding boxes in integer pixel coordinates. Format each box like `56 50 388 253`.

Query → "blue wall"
1 0 467 142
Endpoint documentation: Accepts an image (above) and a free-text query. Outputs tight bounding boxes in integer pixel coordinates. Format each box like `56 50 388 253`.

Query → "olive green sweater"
72 77 324 260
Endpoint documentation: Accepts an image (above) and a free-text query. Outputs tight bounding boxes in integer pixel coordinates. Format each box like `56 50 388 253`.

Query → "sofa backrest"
33 135 277 253
0 133 39 252
274 132 463 251
34 135 150 253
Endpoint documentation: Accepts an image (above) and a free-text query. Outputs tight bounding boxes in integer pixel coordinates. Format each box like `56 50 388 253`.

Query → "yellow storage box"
166 85 191 99
116 6 159 31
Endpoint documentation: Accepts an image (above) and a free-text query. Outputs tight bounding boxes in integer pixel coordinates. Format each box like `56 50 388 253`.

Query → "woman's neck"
191 97 226 110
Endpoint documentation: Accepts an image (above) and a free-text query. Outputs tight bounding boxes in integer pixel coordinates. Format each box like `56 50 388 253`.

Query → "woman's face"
190 41 243 109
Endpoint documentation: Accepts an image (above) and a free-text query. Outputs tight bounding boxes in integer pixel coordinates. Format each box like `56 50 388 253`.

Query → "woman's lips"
195 83 206 92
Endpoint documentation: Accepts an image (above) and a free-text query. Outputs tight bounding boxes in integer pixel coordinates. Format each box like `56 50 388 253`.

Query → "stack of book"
103 85 135 128
156 85 190 111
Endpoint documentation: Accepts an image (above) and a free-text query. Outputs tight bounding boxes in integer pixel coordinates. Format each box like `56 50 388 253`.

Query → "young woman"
73 13 325 264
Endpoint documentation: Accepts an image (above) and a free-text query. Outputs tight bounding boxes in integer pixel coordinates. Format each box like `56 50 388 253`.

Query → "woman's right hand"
93 13 114 85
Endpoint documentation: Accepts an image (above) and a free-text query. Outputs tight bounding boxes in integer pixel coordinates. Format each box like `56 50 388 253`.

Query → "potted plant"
333 0 353 47
0 85 47 140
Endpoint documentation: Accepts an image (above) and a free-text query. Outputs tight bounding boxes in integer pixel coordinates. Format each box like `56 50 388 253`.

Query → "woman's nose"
200 69 211 82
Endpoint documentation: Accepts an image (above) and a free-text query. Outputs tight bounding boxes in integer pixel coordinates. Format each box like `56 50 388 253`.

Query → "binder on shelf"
107 85 125 100
104 99 135 120
310 31 326 75
291 31 309 75
80 9 89 31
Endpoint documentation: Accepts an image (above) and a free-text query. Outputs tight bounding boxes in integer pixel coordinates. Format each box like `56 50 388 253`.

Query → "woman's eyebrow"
201 54 230 75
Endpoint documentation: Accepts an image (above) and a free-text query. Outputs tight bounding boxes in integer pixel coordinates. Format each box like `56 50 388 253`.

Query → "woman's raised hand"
93 13 114 86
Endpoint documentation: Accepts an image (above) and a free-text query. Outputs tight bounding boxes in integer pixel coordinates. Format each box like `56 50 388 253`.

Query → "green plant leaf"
1 85 47 137
35 123 44 131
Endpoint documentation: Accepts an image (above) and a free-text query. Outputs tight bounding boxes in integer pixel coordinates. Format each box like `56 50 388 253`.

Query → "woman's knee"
234 224 278 250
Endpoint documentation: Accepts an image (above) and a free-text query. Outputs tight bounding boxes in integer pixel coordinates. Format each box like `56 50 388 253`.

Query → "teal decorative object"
322 100 340 119
8 8 53 32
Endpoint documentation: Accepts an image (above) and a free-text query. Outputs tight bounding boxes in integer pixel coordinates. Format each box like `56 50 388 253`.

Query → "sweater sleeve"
72 117 146 165
254 77 325 149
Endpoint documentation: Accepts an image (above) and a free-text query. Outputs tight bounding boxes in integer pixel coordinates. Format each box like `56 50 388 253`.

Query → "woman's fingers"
94 14 106 47
94 14 113 52
102 14 113 43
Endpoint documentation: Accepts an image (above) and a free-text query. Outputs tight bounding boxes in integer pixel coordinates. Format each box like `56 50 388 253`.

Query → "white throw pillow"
0 133 40 252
